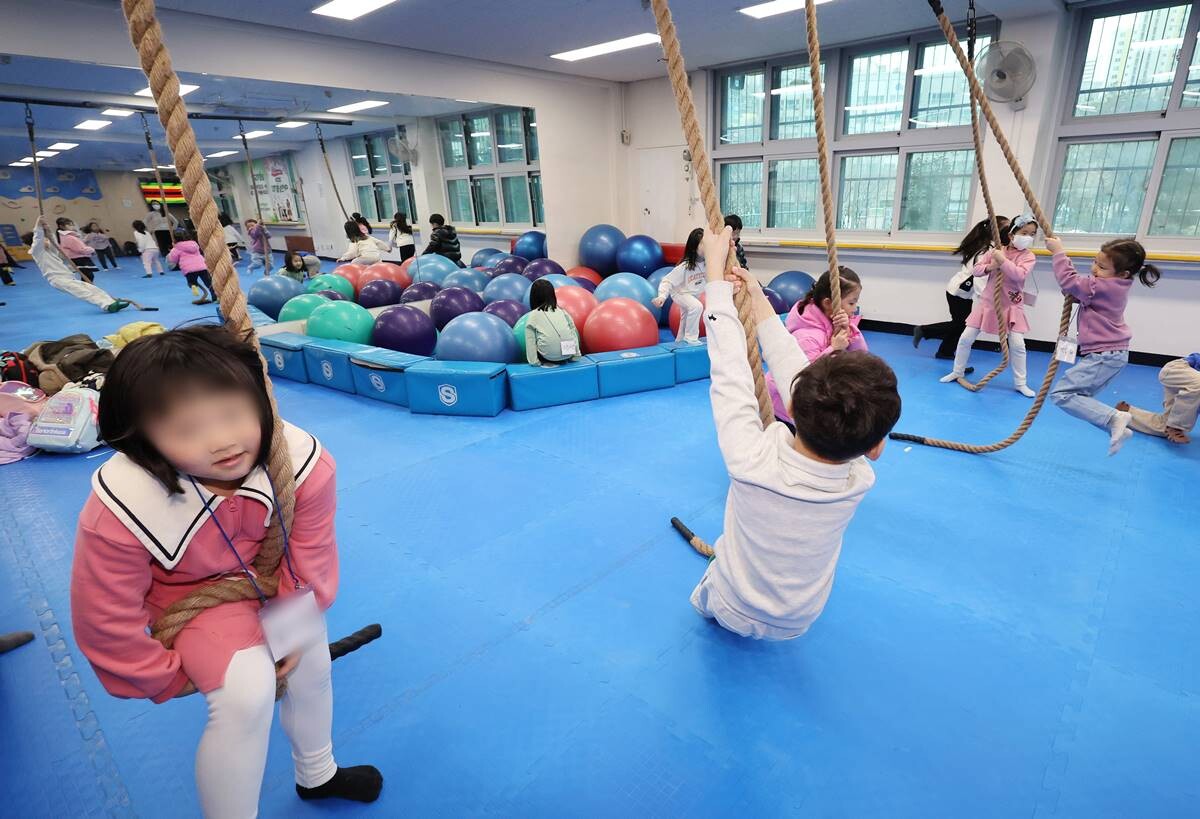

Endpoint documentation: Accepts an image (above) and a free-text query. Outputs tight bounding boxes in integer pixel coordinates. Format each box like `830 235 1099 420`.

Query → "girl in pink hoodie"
766 267 866 422
1045 236 1160 455
167 228 215 304
70 325 382 816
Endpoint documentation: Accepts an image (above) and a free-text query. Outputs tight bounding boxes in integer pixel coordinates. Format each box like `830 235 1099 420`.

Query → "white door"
636 146 686 240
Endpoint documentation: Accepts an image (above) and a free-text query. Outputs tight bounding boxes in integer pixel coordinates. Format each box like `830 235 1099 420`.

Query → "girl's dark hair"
1101 238 1161 287
286 250 306 272
682 227 704 270
56 217 72 229
98 324 275 494
218 212 232 227
529 278 557 311
344 220 363 240
391 212 412 234
83 221 101 233
724 214 743 232
351 212 371 228
799 267 862 312
954 216 1011 264
132 220 147 234
174 228 195 242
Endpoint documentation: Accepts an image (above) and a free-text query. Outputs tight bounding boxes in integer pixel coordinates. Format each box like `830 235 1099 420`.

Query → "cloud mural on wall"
0 168 102 200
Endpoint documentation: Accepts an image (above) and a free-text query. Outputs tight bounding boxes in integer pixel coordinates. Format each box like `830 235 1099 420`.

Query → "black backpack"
0 351 38 384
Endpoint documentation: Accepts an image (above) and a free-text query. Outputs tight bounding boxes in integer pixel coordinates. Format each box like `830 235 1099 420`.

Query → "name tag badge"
559 338 579 357
259 588 323 660
1055 336 1078 365
1022 290 1038 307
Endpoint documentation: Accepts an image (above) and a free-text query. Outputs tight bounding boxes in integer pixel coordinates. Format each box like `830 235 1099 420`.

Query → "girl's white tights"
673 293 703 342
141 249 163 275
942 326 1032 395
197 634 336 819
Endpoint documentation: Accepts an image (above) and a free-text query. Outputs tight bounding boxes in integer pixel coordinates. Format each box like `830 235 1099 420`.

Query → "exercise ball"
513 230 547 261
471 247 503 268
594 272 660 321
768 271 815 311
582 298 659 353
554 286 599 332
306 301 375 344
512 313 531 350
430 286 485 330
763 287 788 315
277 293 329 323
306 273 355 301
482 299 528 327
364 261 411 290
410 254 459 286
578 224 626 276
483 273 531 305
482 252 517 271
522 273 579 306
443 268 490 293
669 292 708 339
436 312 519 363
357 279 404 308
399 281 441 304
616 234 664 278
317 290 347 301
491 255 529 278
571 277 597 292
566 266 603 286
647 265 676 327
248 276 304 319
522 258 566 282
333 263 365 293
371 305 437 356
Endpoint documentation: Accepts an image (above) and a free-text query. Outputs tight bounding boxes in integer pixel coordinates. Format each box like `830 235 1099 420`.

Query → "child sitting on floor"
690 227 901 640
1116 353 1199 445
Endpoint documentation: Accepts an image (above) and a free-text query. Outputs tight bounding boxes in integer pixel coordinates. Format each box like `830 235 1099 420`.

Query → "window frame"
436 106 543 228
345 125 417 225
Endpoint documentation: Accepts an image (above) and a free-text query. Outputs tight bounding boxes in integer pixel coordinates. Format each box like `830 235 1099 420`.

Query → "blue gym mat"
1 256 1197 817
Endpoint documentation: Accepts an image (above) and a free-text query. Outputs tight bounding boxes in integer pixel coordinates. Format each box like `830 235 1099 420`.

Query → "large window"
838 153 898 230
771 63 824 140
900 149 976 231
437 106 542 226
347 129 416 224
911 37 991 128
845 47 909 135
719 161 763 228
1149 136 1200 234
767 158 819 229
500 175 531 223
446 178 473 224
719 68 764 144
1053 139 1157 234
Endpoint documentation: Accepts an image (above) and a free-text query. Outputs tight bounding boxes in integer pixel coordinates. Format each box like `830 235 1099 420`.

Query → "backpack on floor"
25 386 102 453
0 351 39 384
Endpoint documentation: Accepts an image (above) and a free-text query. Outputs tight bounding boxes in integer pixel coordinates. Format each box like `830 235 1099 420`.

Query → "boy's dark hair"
132 220 147 234
529 278 558 311
98 324 276 494
218 212 232 227
1101 238 1160 287
724 214 743 232
343 220 362 240
799 267 861 312
790 351 901 462
20 231 34 246
954 216 1011 265
682 227 704 270
429 213 446 227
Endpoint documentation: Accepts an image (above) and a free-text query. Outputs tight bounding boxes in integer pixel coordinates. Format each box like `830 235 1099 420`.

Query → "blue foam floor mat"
2 257 1198 817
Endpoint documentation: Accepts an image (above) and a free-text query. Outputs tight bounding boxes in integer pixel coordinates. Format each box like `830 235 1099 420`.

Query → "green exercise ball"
278 293 329 323
512 312 531 352
306 301 375 344
306 273 355 300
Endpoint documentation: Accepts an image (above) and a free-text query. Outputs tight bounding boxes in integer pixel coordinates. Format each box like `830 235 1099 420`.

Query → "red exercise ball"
364 261 412 290
582 297 659 353
399 256 416 277
555 286 598 333
566 266 603 286
668 292 708 339
334 264 365 294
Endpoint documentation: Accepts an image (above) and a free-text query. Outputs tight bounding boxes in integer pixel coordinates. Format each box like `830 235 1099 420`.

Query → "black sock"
296 765 383 803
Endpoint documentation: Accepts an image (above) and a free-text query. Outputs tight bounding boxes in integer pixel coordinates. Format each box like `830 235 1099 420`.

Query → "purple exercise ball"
430 286 485 330
491 255 529 278
763 286 788 315
357 279 405 308
399 281 441 303
523 258 566 282
482 298 529 327
317 289 347 301
571 276 597 292
371 305 437 356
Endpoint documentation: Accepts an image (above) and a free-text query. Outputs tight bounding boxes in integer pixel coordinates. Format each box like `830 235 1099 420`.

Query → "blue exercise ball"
647 265 676 327
615 234 664 278
410 254 459 286
594 272 660 321
768 271 816 313
482 252 518 271
513 230 547 261
248 275 304 320
763 287 789 315
578 224 626 276
443 268 490 293
435 312 520 363
521 273 579 306
483 273 531 305
471 247 503 268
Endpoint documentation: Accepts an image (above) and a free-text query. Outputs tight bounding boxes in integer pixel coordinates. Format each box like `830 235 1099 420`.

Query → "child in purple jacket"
1045 236 1161 455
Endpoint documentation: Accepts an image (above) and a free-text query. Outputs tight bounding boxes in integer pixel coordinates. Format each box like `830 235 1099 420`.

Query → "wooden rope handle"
650 0 773 428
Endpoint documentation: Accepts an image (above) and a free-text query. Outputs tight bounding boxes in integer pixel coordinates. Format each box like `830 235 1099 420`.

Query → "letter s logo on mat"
438 384 458 406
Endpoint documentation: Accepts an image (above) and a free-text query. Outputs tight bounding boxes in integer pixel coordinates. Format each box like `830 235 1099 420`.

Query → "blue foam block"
407 360 508 416
350 349 428 407
587 345 675 397
666 341 710 383
303 339 382 393
506 359 599 410
259 332 310 383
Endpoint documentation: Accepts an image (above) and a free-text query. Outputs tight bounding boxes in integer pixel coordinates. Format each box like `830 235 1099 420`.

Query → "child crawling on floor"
689 227 901 640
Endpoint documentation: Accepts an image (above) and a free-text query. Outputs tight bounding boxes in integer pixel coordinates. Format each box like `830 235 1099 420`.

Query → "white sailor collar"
92 421 322 570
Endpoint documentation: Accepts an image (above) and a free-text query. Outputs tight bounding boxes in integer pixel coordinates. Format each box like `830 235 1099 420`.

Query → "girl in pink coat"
766 267 867 422
166 229 215 304
70 325 382 816
940 214 1039 395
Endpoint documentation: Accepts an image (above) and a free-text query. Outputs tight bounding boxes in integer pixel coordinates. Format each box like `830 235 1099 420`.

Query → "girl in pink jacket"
55 217 99 283
70 325 382 816
167 229 215 304
766 267 867 422
940 214 1039 396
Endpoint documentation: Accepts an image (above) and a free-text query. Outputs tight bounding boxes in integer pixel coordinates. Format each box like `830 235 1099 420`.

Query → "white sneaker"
1015 384 1036 398
939 372 963 383
1108 410 1133 456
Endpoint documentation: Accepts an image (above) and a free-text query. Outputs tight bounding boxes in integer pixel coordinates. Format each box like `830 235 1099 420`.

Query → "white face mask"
1012 234 1035 251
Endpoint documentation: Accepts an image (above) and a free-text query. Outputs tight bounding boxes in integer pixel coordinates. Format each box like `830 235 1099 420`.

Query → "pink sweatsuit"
166 240 208 274
966 246 1036 334
766 300 867 421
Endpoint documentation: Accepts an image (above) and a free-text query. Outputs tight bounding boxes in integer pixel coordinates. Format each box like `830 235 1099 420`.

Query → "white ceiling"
155 0 1064 83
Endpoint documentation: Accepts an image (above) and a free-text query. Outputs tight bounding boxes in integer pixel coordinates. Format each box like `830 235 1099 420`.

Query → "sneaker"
105 300 131 313
939 371 963 383
1108 410 1133 456
142 274 152 279
1015 384 1036 398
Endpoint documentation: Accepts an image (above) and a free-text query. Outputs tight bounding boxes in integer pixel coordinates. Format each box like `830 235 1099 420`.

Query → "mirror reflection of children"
278 251 309 284
1117 354 1200 446
133 220 165 278
653 227 706 344
524 279 582 366
337 221 389 266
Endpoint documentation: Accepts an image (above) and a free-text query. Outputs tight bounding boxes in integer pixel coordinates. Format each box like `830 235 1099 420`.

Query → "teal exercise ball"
305 301 375 344
305 273 355 301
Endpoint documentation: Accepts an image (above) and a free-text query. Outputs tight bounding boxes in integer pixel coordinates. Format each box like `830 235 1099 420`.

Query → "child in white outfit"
132 220 165 278
653 227 706 343
23 218 129 313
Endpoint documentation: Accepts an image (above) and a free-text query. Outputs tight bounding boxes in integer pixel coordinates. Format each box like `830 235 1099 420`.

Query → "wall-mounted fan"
388 134 418 166
975 41 1037 110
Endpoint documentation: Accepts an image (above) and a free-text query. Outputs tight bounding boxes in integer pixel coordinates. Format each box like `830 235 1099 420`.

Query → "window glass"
719 161 763 228
838 153 899 230
472 176 500 222
770 63 824 140
720 68 765 145
355 185 377 221
392 183 410 221
1053 139 1157 233
767 158 819 229
911 36 991 128
466 115 493 167
899 149 975 231
1149 136 1200 235
368 135 389 176
501 176 532 224
530 173 544 224
373 182 394 225
447 178 473 223
524 109 540 162
439 119 467 168
349 137 370 177
389 128 409 175
1075 5 1192 116
1183 37 1200 108
845 48 909 134
495 110 525 163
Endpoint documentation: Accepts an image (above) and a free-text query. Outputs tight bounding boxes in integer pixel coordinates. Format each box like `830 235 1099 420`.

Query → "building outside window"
347 128 417 224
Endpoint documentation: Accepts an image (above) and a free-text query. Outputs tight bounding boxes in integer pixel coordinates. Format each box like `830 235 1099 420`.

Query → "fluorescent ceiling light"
276 121 309 128
206 150 238 158
311 0 398 21
74 120 112 130
102 108 136 117
1184 91 1200 97
136 84 199 96
20 156 35 163
350 154 368 159
739 0 833 20
845 102 899 113
1130 38 1182 50
913 65 958 76
157 164 175 169
239 130 273 140
134 167 154 172
551 33 661 62
35 151 59 158
455 99 479 104
327 99 388 113
47 142 79 150
9 162 29 167
497 143 522 149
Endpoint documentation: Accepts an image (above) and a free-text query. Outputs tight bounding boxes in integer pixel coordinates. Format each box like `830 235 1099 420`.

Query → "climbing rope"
139 112 175 248
888 0 1074 454
316 123 350 221
650 0 773 429
802 0 842 315
237 119 266 224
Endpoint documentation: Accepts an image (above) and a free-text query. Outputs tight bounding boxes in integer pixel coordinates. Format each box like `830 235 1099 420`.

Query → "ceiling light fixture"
311 0 399 21
35 151 59 158
102 108 136 117
455 99 479 104
551 33 661 62
205 150 238 158
136 84 199 96
9 162 30 167
74 120 112 130
276 121 309 128
133 167 154 172
239 130 273 140
327 100 388 113
739 0 833 20
47 142 79 150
